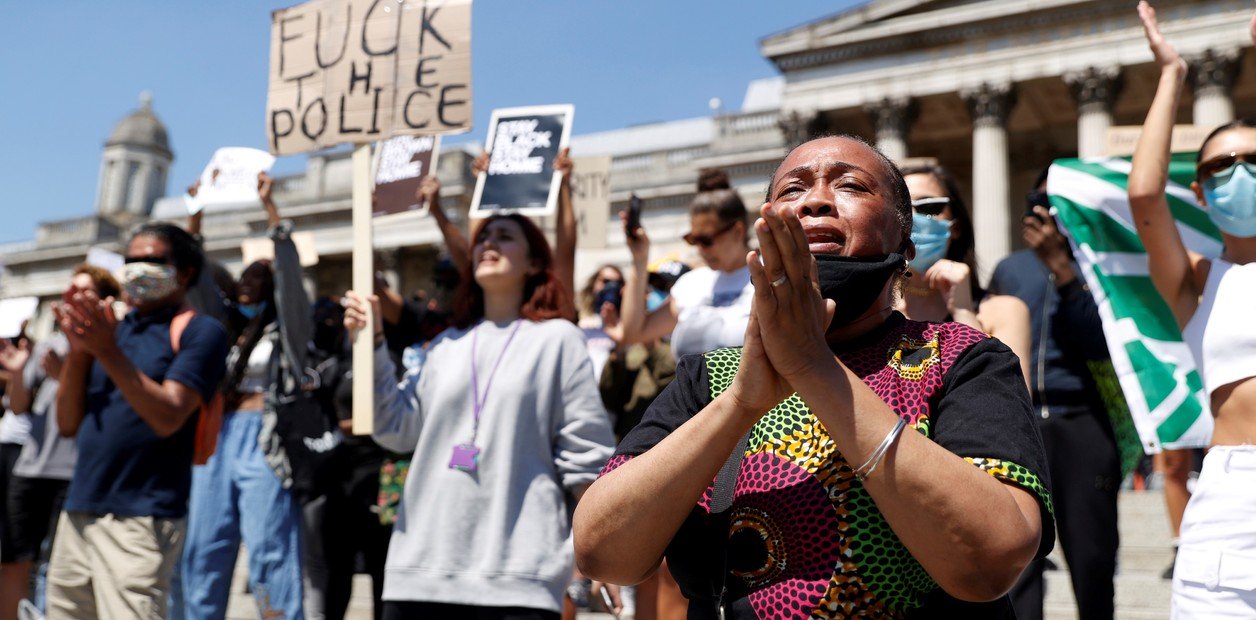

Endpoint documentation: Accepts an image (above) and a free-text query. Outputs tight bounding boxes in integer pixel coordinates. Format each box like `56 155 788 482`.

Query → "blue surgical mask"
1204 162 1256 238
909 212 952 273
237 301 268 320
646 288 668 312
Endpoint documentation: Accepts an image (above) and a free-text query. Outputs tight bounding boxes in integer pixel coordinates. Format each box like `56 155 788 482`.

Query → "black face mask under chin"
814 252 907 329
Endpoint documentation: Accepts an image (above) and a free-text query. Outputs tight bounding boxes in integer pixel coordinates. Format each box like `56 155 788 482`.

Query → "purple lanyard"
468 319 522 445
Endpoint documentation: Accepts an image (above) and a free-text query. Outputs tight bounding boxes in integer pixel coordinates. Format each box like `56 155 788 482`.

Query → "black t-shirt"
604 313 1054 619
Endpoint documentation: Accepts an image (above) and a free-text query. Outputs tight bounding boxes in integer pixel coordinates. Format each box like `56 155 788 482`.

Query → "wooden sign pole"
351 143 375 435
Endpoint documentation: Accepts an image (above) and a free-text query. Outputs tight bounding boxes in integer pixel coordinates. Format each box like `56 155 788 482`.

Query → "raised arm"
186 180 203 236
615 211 678 346
1128 1 1201 328
554 148 578 317
420 174 472 279
261 173 314 376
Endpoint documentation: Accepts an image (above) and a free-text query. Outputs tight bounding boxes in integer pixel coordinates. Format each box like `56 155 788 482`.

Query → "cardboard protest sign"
373 135 441 216
266 0 473 156
189 148 276 214
241 232 321 268
470 105 574 218
1104 125 1211 158
570 156 612 249
0 297 38 339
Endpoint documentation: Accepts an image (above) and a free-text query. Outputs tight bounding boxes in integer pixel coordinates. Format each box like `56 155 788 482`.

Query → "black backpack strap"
710 431 750 514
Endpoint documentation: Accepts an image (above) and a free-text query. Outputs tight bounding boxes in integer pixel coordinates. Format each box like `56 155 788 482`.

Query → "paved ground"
227 491 1174 619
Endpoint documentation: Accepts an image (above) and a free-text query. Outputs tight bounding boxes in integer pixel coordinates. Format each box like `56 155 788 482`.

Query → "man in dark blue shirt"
989 178 1122 620
47 223 228 620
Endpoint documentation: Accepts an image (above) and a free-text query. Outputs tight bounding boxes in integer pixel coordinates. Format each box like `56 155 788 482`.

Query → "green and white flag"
1048 154 1222 452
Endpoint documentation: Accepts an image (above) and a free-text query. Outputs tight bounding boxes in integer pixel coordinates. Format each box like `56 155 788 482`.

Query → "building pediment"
762 0 1108 72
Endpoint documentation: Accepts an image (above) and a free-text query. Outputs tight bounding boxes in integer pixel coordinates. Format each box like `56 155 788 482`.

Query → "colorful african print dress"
603 313 1054 619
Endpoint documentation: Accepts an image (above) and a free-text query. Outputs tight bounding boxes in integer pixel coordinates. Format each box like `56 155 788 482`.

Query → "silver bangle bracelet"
854 416 908 482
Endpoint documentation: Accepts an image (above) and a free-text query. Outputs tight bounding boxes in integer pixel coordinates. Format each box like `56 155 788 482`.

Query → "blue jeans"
178 410 303 620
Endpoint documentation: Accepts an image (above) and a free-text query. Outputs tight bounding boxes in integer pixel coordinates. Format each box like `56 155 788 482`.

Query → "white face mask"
121 262 179 303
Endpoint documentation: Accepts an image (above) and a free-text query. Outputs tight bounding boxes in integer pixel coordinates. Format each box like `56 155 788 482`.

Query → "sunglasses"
124 255 171 265
683 221 738 248
1196 151 1256 183
910 196 951 217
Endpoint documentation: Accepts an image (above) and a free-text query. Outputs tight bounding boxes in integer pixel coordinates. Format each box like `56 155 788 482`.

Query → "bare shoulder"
977 294 1030 329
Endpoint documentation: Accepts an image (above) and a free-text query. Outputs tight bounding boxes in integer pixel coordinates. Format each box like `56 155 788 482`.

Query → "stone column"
962 83 1016 283
864 97 917 163
777 110 825 150
1191 49 1241 128
1065 67 1122 159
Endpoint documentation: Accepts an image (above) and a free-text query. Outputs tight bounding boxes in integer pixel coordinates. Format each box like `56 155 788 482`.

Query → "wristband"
854 416 908 482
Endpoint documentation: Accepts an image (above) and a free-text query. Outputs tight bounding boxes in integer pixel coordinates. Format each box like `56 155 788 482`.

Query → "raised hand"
923 259 975 315
416 175 441 206
472 151 490 176
0 338 31 373
1138 1 1187 75
619 209 650 262
554 147 574 181
257 172 275 205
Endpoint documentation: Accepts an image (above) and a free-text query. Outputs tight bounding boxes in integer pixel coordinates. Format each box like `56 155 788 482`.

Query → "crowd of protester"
1 3 1255 619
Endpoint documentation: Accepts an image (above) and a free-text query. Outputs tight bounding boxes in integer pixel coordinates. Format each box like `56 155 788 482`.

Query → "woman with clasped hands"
574 136 1054 619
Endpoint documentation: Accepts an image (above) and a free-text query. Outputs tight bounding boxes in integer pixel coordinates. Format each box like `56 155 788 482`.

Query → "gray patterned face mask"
121 262 179 303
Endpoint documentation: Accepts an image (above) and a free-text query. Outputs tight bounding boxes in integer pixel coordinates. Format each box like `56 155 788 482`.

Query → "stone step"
1044 568 1172 615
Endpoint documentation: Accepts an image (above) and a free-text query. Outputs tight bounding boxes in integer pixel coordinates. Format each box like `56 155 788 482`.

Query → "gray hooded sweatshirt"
372 318 615 612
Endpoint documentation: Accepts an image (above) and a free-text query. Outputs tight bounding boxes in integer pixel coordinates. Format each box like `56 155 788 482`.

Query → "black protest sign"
470 105 574 217
266 0 472 156
373 135 440 216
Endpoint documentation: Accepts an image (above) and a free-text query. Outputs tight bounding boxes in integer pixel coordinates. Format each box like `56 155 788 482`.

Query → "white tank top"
1182 258 1256 397
668 266 753 359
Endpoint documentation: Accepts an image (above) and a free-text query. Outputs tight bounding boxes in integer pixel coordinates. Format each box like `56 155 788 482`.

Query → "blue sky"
0 1 858 244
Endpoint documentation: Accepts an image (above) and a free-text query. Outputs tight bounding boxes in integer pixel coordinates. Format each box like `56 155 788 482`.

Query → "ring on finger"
771 275 788 288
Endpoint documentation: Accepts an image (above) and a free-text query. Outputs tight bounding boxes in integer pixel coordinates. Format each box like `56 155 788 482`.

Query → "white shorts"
1172 445 1256 619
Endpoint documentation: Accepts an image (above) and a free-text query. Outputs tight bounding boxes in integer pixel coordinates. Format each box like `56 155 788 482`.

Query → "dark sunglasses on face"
910 196 951 217
1196 151 1256 184
124 255 171 265
683 221 738 248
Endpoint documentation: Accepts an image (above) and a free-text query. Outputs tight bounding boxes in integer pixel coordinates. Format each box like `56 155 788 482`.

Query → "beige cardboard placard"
570 156 612 249
1104 125 1211 157
266 0 472 156
240 231 320 267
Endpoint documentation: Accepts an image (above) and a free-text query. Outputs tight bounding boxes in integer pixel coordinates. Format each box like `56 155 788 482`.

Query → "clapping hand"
54 289 118 358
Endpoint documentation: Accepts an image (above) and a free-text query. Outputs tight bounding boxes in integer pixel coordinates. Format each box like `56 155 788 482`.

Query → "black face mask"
814 252 907 329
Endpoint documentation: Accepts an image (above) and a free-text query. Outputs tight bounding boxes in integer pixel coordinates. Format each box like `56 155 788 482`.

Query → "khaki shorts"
45 511 186 620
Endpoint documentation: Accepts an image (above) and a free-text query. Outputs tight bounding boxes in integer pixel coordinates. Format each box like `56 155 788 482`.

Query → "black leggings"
1011 407 1120 620
381 602 559 620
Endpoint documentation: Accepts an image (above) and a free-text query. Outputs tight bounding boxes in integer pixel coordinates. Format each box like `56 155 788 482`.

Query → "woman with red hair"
344 213 615 620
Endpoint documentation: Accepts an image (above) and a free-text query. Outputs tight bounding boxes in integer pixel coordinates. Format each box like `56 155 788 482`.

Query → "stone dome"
105 91 172 159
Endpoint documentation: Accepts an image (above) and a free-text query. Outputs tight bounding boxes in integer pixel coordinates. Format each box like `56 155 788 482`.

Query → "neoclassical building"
762 0 1255 278
4 0 1254 333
